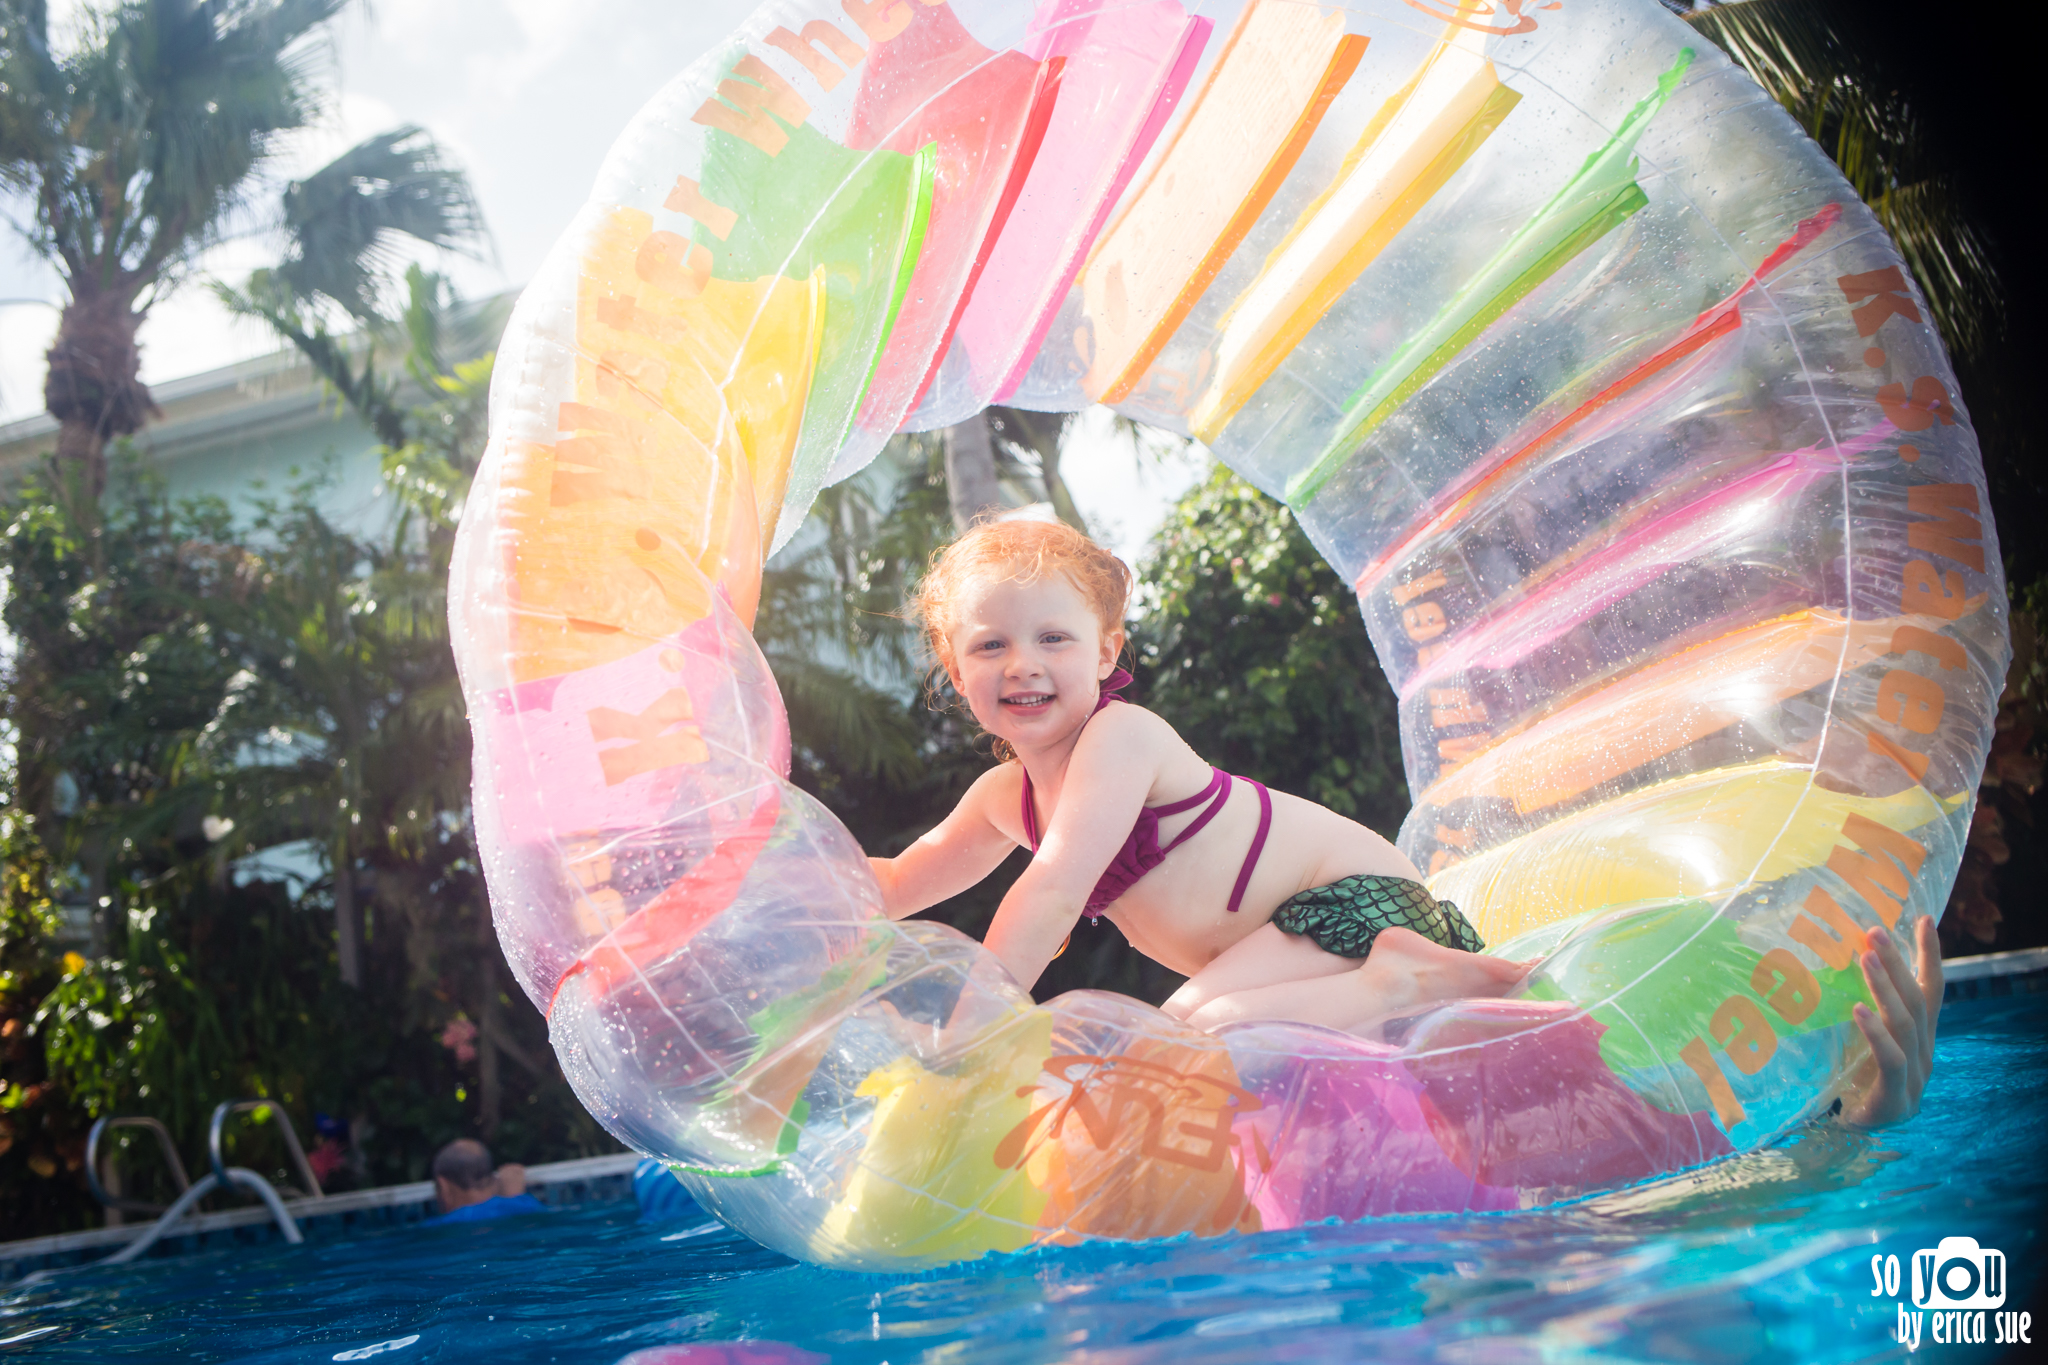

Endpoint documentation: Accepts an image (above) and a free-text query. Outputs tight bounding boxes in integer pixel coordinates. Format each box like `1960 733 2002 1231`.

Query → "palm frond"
1880 178 2002 368
767 653 924 788
1686 0 2003 367
111 0 351 280
211 269 408 446
0 1 60 176
276 127 491 321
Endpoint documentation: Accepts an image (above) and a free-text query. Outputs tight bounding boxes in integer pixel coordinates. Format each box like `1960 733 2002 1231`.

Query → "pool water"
5 993 2042 1364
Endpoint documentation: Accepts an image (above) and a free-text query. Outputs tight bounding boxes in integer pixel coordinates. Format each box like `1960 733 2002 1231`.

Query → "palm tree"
0 0 482 518
2 0 485 986
939 408 1096 534
204 267 499 989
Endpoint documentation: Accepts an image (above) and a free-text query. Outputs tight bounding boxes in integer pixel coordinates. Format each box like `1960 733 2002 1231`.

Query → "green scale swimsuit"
1270 874 1487 960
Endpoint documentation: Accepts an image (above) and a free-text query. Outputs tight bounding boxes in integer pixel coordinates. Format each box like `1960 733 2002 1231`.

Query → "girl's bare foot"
1181 927 1533 1032
1347 926 1532 1017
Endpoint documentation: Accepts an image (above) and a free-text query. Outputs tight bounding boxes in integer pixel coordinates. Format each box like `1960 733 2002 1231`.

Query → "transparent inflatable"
450 0 2007 1268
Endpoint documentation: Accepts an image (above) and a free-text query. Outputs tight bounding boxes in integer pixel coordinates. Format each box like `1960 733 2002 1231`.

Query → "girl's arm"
869 765 1021 919
982 707 1163 989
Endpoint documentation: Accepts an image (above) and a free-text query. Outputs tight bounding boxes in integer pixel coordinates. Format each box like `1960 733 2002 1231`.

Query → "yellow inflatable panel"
498 208 822 685
814 1012 1051 1262
1430 762 1961 947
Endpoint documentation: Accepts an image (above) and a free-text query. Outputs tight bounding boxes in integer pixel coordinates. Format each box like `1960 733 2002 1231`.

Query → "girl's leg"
1178 926 1530 1033
1160 924 1351 1020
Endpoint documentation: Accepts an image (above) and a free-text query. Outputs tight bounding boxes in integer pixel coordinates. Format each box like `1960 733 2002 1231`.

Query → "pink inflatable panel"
948 0 1210 406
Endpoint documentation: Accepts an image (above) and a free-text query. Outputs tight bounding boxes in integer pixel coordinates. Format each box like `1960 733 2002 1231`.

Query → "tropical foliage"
1134 467 1409 838
0 0 484 512
0 810 88 1233
0 284 612 1231
1684 0 2000 365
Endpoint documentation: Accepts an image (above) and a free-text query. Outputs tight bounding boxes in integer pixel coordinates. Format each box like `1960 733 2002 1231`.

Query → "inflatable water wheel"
450 0 2008 1268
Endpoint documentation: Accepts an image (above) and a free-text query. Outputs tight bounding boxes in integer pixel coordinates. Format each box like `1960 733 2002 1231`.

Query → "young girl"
866 518 1529 1034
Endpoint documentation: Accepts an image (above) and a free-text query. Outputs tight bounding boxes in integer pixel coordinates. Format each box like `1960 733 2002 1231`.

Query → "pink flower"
439 1015 478 1065
308 1138 347 1182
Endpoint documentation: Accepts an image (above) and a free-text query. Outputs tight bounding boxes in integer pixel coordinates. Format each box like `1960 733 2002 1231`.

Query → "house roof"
0 290 517 486
0 345 337 485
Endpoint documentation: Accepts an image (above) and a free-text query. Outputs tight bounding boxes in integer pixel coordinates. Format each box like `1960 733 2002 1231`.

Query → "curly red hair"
913 517 1133 677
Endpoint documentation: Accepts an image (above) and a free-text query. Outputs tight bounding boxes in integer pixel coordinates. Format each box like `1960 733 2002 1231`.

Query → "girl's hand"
869 768 1026 920
1839 918 1943 1129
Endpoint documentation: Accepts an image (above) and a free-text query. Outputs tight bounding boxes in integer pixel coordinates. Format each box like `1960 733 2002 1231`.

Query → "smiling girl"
864 517 1945 1122
865 517 1525 1033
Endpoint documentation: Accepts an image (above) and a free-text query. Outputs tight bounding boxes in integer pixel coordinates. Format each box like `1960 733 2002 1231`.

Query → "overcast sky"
0 0 1197 561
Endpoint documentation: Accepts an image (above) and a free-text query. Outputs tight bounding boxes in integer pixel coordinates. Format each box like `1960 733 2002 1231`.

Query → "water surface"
5 993 2041 1363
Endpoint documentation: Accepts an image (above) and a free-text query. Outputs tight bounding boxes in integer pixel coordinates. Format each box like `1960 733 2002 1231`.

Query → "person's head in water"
431 1138 499 1214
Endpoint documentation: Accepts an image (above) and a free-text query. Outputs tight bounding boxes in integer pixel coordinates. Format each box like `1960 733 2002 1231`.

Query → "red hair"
913 517 1133 676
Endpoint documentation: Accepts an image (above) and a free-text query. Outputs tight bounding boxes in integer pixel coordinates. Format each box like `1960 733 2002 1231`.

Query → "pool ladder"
83 1100 316 1263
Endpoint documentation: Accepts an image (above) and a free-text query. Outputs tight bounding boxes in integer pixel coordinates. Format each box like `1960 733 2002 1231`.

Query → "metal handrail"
84 1116 193 1216
13 1166 305 1286
208 1100 322 1200
100 1167 303 1265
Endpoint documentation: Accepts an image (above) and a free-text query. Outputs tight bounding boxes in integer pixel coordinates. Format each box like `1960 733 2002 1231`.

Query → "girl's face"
946 572 1123 754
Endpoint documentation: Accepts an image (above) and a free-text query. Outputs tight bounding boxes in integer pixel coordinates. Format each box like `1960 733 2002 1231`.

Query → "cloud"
0 0 755 421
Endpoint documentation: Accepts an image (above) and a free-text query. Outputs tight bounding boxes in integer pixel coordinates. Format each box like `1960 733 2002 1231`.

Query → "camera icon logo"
1913 1236 2006 1309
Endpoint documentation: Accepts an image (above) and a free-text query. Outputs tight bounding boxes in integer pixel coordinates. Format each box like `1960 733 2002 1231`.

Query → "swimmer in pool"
865 518 1942 1126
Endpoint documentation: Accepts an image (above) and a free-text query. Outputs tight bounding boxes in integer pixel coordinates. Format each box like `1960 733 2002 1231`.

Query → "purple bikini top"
1019 668 1272 921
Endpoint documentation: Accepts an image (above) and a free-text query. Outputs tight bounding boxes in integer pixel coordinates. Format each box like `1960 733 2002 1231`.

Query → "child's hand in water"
1838 918 1942 1129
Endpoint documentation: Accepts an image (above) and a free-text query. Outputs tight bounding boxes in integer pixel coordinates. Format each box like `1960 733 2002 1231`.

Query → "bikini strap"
1029 763 1222 852
1225 778 1272 915
1093 666 1134 713
1151 767 1228 819
1020 765 1040 851
1156 768 1232 854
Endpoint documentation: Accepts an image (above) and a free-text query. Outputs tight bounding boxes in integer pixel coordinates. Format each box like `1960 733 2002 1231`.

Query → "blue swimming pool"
5 992 2042 1364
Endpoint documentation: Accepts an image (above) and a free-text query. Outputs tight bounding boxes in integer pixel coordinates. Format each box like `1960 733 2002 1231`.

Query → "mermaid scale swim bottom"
1270 874 1486 960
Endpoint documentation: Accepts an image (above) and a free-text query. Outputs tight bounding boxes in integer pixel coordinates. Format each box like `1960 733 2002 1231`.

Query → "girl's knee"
1364 924 1431 959
1181 991 1251 1032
